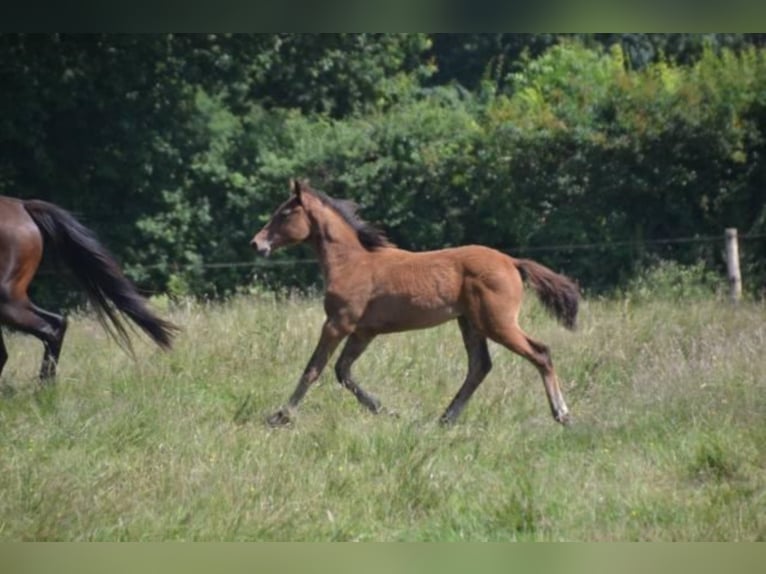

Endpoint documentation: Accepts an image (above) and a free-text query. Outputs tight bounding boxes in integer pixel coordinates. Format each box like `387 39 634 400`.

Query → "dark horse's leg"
30 304 68 380
334 332 381 413
0 299 67 382
268 319 346 426
0 328 7 376
440 316 492 425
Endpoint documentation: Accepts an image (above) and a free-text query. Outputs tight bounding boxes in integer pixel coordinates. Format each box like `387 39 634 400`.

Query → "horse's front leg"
335 332 381 413
267 319 346 426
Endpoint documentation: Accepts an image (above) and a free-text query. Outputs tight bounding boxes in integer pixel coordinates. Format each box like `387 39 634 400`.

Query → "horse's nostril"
251 239 271 257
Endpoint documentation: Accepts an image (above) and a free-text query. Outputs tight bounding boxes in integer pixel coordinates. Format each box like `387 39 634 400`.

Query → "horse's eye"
280 208 294 217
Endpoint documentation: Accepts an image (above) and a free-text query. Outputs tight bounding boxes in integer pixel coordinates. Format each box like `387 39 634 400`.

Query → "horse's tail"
514 258 580 331
23 199 177 352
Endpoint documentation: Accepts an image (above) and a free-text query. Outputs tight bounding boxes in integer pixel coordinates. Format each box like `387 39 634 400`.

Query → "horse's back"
366 244 520 299
342 244 522 334
400 244 521 289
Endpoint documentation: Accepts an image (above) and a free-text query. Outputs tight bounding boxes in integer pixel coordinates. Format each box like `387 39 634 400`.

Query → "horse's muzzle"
250 237 271 257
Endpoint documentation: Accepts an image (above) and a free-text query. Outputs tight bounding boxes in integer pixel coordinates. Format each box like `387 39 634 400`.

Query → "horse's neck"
310 216 368 282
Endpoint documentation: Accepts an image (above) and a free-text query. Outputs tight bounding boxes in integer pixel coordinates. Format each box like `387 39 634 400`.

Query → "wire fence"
120 231 766 272
27 230 766 306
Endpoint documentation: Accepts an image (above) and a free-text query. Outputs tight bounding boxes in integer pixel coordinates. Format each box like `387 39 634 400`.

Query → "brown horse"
0 195 177 381
252 180 580 426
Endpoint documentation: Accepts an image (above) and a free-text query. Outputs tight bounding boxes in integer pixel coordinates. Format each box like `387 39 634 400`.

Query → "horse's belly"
360 298 460 333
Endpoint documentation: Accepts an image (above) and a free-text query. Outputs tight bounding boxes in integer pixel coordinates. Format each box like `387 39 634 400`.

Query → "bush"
9 37 766 301
622 260 722 303
95 42 766 299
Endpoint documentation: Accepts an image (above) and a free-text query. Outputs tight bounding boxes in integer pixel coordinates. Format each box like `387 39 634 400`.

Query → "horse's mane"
304 184 394 251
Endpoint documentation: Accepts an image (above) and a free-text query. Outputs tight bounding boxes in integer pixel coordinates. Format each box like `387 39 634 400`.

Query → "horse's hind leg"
334 332 381 413
0 299 66 382
30 304 68 380
440 316 492 425
0 329 7 377
489 323 570 425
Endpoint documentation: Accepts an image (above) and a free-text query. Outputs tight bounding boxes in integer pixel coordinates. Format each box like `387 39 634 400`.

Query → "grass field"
0 291 764 541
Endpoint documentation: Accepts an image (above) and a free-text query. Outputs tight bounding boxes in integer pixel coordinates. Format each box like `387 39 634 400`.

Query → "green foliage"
475 42 766 290
241 34 435 117
622 260 722 303
2 35 766 300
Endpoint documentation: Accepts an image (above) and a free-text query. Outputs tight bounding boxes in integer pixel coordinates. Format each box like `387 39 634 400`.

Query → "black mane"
308 187 393 251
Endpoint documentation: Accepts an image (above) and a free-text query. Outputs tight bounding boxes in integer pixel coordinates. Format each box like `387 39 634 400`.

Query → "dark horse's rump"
251 179 580 426
0 195 176 381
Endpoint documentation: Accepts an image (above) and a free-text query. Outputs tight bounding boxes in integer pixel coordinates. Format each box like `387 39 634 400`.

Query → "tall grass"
0 292 764 540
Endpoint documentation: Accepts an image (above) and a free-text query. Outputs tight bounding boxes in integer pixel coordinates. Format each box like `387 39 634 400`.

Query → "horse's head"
251 179 313 257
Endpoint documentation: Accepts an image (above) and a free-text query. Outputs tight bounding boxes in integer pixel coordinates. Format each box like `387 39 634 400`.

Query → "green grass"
0 294 764 540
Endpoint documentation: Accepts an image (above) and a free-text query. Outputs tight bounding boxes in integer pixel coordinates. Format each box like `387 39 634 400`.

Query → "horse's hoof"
267 408 293 427
366 398 382 414
38 372 57 385
556 412 572 427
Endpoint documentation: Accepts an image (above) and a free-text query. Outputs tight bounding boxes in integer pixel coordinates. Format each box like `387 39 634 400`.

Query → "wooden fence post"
725 228 742 302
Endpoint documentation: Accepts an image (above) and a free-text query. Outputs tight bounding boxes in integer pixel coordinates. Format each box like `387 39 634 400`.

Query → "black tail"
514 258 580 330
23 199 177 351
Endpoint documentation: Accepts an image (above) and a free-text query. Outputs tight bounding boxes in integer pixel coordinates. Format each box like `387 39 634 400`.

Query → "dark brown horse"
0 196 177 381
252 180 580 427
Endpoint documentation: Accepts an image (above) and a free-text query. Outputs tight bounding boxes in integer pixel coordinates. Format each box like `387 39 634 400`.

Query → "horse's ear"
290 178 303 202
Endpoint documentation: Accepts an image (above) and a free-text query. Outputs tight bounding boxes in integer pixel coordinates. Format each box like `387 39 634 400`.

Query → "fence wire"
126 232 766 271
